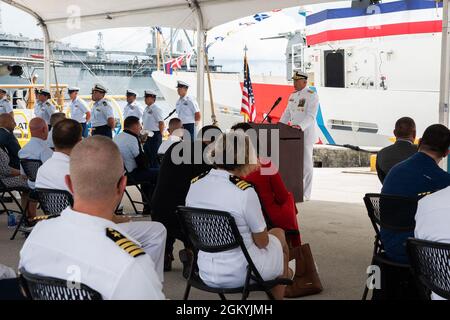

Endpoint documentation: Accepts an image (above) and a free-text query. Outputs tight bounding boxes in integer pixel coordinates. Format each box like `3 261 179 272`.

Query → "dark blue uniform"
381 152 450 263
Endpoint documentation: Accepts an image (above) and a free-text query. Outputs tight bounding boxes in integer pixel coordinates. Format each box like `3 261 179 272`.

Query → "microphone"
164 108 177 121
261 97 282 124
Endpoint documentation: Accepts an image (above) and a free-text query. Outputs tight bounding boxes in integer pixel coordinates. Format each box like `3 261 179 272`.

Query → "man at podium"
279 70 319 200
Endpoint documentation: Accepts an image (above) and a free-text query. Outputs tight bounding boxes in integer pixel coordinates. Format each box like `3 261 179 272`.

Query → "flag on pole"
171 55 184 69
164 59 174 74
241 53 256 122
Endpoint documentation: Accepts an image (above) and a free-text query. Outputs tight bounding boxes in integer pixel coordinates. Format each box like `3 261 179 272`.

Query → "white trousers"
121 221 167 282
303 142 314 200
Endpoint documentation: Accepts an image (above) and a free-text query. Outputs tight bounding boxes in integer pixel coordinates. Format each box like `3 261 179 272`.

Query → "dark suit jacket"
376 139 417 184
0 128 21 170
151 140 211 240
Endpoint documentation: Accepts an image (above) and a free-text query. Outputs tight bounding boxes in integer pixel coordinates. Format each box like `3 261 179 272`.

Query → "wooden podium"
249 123 304 203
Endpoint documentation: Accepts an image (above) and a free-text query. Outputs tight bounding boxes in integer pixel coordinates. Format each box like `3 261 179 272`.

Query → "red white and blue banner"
306 0 443 46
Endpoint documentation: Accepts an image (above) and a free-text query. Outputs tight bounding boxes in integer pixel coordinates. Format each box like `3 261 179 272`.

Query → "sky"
0 2 309 61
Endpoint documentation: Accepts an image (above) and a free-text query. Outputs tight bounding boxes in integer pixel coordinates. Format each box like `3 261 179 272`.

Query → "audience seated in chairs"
415 185 450 300
19 117 53 189
113 116 158 214
0 113 21 169
158 117 183 156
376 117 418 184
46 112 66 150
381 124 450 264
35 127 167 282
185 131 291 300
152 125 221 274
231 122 322 298
19 136 164 300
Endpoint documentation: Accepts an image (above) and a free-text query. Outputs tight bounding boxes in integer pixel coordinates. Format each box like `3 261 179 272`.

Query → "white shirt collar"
52 151 70 162
61 207 117 230
209 168 230 178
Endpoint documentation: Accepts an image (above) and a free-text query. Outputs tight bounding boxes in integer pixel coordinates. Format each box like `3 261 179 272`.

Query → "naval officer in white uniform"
279 70 319 200
20 136 165 300
90 84 115 138
123 89 143 120
175 81 200 140
142 90 165 168
0 89 13 116
34 89 56 128
68 87 90 138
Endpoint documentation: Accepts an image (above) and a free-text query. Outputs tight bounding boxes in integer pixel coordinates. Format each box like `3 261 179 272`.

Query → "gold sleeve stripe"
116 238 130 246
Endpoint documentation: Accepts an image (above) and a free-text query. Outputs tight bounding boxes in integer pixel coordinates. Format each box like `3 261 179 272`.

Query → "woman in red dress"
232 123 301 247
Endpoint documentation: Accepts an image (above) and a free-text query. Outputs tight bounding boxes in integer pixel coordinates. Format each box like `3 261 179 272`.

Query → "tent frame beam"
2 0 52 90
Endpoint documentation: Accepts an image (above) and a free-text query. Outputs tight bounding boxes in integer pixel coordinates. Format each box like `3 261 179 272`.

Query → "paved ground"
0 168 381 300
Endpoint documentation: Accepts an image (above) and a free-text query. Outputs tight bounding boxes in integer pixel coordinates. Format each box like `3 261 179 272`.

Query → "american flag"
241 54 256 122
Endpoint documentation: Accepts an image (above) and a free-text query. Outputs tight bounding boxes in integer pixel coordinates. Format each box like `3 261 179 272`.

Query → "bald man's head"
29 117 48 140
0 113 16 132
69 136 125 203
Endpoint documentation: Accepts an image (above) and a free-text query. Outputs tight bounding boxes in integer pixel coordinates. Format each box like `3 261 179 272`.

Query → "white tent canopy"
2 0 324 40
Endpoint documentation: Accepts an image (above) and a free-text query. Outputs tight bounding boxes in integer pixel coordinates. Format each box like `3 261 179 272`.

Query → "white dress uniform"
113 131 140 172
34 100 56 125
123 101 143 120
142 103 164 131
158 135 182 155
34 152 167 282
279 85 319 200
175 95 200 125
0 97 13 114
69 97 89 124
186 169 284 288
91 98 114 128
415 186 450 300
19 207 165 300
18 137 53 188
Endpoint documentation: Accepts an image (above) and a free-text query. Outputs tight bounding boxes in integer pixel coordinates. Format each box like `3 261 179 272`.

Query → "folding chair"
407 238 450 300
19 269 102 300
177 206 292 300
19 159 42 185
121 168 152 215
34 188 73 216
0 179 31 241
362 193 419 300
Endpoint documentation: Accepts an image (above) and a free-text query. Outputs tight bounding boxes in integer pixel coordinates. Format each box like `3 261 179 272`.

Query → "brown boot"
285 244 323 298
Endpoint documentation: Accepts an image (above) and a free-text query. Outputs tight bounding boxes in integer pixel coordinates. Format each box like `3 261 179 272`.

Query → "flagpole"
243 45 249 122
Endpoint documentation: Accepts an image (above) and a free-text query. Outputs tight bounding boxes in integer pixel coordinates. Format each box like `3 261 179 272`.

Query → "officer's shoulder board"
31 215 59 222
102 101 108 106
307 89 315 94
106 228 145 258
191 170 210 184
45 101 51 106
229 176 254 191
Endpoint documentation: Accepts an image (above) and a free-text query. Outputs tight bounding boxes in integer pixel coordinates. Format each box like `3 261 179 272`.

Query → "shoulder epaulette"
45 101 51 106
191 171 209 184
229 176 253 191
418 191 432 198
106 228 145 258
102 101 108 106
308 89 314 94
31 215 59 222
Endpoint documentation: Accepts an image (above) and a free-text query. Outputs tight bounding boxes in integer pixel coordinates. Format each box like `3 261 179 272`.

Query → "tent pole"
439 0 450 171
193 0 205 127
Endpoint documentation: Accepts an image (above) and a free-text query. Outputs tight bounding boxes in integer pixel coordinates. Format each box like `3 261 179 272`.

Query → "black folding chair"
19 159 42 184
407 238 450 300
0 179 32 241
177 206 292 300
122 168 152 215
362 193 419 300
19 269 102 300
34 188 73 216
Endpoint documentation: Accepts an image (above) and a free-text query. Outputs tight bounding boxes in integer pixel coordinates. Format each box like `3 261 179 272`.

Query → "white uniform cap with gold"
92 83 108 94
39 88 51 96
126 89 138 97
68 87 80 92
176 80 189 88
292 70 308 81
144 90 157 97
